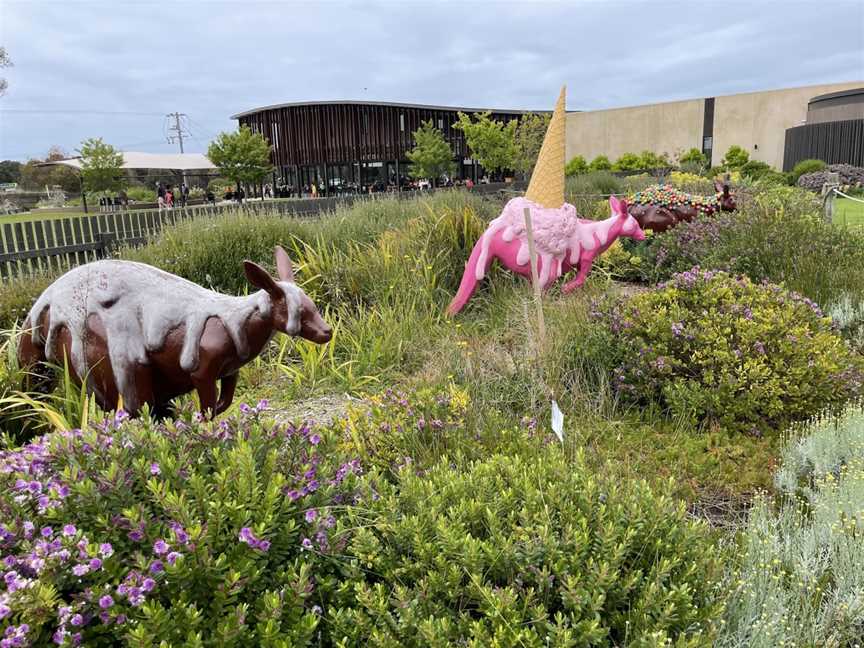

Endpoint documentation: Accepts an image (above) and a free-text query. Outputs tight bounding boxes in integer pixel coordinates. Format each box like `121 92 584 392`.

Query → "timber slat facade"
783 118 864 171
233 101 540 190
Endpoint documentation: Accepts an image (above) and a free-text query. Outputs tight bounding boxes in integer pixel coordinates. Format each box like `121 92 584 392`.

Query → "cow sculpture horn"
524 85 567 209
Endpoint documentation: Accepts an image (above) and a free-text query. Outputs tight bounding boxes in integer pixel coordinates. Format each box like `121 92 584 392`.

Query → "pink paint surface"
447 195 645 314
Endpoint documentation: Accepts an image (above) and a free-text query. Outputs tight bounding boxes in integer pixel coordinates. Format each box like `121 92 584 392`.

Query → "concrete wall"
565 81 864 169
565 98 703 164
712 82 863 168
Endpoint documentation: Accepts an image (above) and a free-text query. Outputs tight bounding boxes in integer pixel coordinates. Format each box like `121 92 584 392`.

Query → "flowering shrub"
595 269 863 434
338 384 476 476
328 449 722 646
719 409 864 646
638 187 864 308
0 402 363 646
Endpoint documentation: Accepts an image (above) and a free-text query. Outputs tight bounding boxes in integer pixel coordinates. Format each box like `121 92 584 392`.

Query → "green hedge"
329 449 722 646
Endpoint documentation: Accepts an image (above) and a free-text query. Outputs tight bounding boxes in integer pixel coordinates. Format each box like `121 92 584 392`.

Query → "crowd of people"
156 182 192 210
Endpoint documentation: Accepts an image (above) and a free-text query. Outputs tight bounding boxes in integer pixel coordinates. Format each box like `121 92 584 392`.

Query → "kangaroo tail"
446 236 487 315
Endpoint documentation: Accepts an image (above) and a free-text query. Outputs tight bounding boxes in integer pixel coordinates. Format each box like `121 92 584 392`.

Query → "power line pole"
167 112 187 153
166 112 189 186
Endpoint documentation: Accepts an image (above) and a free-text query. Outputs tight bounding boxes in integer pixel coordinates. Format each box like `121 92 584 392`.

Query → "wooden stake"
523 207 546 346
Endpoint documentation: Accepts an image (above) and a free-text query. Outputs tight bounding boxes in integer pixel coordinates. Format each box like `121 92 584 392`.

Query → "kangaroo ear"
714 179 724 193
274 245 295 283
244 260 279 295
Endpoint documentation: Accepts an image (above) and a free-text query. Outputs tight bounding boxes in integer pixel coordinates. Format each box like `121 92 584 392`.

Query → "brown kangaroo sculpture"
18 246 332 419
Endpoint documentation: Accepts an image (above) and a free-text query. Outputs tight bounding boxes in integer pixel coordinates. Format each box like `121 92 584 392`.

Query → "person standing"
180 182 189 208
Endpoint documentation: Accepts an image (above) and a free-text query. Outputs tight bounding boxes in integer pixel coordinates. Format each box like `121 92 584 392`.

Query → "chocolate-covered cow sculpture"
18 246 332 418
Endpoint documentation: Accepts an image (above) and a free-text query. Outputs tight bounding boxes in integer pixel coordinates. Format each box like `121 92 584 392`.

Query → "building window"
400 114 405 132
438 118 443 129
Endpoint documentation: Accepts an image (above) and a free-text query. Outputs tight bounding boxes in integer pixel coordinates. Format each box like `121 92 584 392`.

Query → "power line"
166 112 189 153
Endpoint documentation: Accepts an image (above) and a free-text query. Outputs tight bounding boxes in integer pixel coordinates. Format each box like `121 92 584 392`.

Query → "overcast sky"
1 0 862 161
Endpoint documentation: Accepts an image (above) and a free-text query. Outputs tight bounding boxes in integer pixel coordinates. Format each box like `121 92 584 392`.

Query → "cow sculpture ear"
274 245 295 283
244 260 279 295
609 195 622 215
714 179 724 193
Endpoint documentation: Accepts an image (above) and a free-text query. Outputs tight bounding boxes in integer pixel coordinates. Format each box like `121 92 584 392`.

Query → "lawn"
834 195 864 226
1 208 89 224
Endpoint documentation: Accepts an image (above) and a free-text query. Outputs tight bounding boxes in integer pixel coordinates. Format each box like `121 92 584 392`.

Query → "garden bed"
0 181 862 645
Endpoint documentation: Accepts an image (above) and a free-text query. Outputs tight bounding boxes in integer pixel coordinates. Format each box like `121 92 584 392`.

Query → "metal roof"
44 152 216 171
230 99 553 120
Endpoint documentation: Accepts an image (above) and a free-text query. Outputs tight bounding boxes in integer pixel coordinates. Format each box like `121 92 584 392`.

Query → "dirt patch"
270 393 361 426
612 280 652 298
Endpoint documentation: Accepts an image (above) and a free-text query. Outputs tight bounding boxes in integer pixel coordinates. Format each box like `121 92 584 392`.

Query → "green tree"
638 150 669 169
453 112 517 174
19 146 80 193
588 155 612 171
512 112 551 178
78 138 125 194
406 120 455 187
678 147 709 170
721 145 750 169
207 125 273 188
564 155 588 177
0 160 22 184
612 152 642 172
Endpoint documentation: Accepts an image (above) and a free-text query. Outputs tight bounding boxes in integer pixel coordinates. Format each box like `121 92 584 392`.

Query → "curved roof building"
230 100 541 192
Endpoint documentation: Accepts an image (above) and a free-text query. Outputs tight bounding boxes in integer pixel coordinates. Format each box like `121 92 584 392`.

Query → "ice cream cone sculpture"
447 87 646 315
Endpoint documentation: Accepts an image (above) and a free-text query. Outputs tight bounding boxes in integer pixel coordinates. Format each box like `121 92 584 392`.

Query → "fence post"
822 172 840 224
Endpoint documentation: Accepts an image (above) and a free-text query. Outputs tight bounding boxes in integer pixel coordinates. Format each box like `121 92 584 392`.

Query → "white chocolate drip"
27 260 301 410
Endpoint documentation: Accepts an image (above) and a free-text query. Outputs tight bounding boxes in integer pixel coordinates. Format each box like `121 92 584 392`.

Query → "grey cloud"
0 0 861 160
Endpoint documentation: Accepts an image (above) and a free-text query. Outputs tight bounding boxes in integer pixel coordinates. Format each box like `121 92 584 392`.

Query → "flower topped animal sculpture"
447 87 645 314
18 246 332 418
627 180 735 232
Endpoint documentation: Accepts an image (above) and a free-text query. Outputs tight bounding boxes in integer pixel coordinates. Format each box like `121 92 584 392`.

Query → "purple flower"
89 558 103 571
305 509 317 523
99 595 114 609
153 539 169 555
142 577 156 592
149 560 164 574
301 538 313 550
149 463 161 476
72 564 89 577
70 614 84 627
62 524 77 537
0 604 10 620
128 529 144 542
257 540 271 552
166 551 181 566
41 526 53 538
22 521 34 538
286 490 301 501
239 403 252 414
99 543 113 558
309 434 321 446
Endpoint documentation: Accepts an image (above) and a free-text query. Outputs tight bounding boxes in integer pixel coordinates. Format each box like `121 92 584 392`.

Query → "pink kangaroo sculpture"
447 195 645 314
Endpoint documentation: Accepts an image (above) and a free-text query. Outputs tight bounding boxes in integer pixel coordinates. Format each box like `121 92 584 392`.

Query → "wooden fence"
0 184 516 281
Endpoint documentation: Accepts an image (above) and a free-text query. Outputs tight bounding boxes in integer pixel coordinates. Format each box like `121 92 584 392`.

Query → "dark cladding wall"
783 119 864 171
236 103 529 168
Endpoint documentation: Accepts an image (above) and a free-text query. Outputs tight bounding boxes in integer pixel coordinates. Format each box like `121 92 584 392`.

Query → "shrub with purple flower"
595 268 863 434
0 406 363 645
